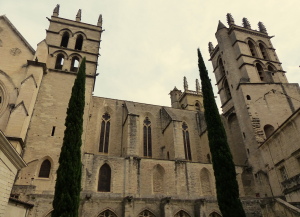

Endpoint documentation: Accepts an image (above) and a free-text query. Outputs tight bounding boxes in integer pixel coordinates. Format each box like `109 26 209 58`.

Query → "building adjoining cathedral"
0 5 300 217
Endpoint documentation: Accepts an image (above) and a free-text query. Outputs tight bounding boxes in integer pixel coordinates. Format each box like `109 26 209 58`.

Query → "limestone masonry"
0 6 300 217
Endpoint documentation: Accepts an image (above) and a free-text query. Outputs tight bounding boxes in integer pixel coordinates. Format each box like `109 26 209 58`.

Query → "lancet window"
99 113 110 153
143 117 152 157
182 122 192 160
38 159 51 178
98 164 111 192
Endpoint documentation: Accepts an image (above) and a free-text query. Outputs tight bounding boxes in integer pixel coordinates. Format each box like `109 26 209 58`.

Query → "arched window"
182 122 192 160
153 165 164 193
75 35 83 50
268 65 276 76
218 58 225 78
264 124 275 138
174 210 191 217
208 212 222 217
246 95 251 100
143 117 152 157
256 63 264 81
98 210 117 217
98 164 111 192
70 56 80 72
224 79 231 100
200 168 212 195
99 113 110 153
60 32 69 47
55 54 64 70
138 210 156 217
207 154 211 163
195 101 200 111
38 159 51 178
259 43 269 60
248 40 257 57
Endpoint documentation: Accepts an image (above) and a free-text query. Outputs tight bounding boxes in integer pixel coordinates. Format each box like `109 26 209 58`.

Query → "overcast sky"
1 0 300 108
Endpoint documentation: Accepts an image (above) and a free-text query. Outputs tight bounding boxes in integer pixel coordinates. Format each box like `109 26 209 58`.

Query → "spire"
226 13 235 26
217 20 227 31
53 4 60 17
76 9 82 22
97 14 103 27
258 22 267 33
196 79 201 93
208 42 214 53
184 76 188 91
242 17 251 29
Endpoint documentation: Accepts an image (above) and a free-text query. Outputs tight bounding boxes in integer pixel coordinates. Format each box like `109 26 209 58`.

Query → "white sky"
1 0 300 108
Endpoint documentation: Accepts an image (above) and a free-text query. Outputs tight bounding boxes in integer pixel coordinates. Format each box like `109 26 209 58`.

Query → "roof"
0 15 35 54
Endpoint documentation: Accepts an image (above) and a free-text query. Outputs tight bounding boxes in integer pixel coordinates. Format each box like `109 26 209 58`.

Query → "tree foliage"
52 58 86 217
197 49 246 217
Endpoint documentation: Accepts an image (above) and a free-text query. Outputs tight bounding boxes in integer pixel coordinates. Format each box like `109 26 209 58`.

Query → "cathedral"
1 5 300 217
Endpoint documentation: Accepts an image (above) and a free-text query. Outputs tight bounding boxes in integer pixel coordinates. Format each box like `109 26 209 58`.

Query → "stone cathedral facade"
1 6 300 217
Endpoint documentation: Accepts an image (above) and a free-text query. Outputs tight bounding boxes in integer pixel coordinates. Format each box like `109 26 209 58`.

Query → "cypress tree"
52 58 86 217
197 49 246 217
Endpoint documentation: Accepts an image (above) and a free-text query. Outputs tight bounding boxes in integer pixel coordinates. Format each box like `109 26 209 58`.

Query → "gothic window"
55 54 64 70
264 124 275 138
99 113 110 153
38 159 51 178
259 43 269 60
256 63 264 81
60 32 69 47
98 164 111 192
98 210 117 217
143 117 152 157
75 34 83 50
195 101 200 111
218 58 225 78
182 122 192 160
268 65 276 76
279 166 288 181
248 40 257 57
153 165 164 193
223 79 231 100
174 210 191 217
70 56 80 72
138 210 156 217
200 168 212 195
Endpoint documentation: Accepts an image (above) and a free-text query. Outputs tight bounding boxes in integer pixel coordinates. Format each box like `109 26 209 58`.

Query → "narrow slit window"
99 113 110 153
143 117 152 157
51 126 56 136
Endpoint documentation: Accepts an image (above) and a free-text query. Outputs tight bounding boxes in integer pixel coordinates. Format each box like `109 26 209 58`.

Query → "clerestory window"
143 117 152 157
182 122 192 160
99 113 110 153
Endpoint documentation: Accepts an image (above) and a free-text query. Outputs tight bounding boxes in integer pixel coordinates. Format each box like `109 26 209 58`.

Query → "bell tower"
209 14 300 196
13 5 103 198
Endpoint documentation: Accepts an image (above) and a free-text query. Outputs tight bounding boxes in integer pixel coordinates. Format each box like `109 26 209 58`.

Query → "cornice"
0 131 27 170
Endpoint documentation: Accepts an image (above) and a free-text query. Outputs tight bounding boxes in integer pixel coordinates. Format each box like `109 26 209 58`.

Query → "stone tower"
209 14 300 196
13 5 103 198
170 77 203 111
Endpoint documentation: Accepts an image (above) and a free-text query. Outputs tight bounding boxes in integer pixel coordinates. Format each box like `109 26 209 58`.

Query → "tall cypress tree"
197 49 246 217
52 57 86 217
